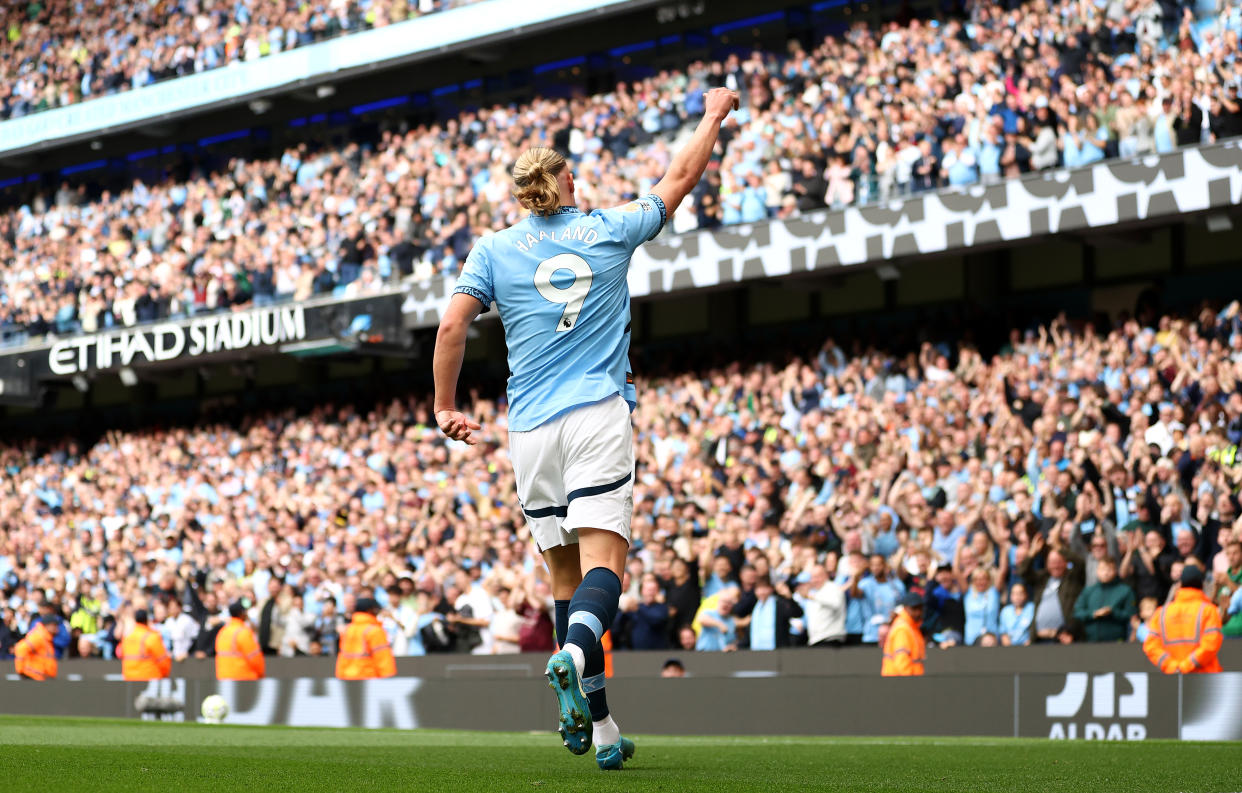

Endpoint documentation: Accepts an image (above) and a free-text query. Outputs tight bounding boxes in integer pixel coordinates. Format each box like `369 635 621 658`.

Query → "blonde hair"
511 147 567 214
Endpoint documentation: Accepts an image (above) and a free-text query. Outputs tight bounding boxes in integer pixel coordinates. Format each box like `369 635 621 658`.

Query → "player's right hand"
704 87 740 120
435 409 481 445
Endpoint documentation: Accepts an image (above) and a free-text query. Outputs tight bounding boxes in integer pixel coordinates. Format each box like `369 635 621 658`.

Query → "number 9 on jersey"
534 253 593 332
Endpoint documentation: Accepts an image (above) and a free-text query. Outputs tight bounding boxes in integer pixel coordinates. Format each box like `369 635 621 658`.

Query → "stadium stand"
3 0 1242 346
0 0 485 121
3 0 1242 668
2 302 1241 661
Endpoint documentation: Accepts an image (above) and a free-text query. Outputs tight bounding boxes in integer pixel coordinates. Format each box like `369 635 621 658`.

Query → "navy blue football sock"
554 599 570 649
583 641 609 721
563 567 621 655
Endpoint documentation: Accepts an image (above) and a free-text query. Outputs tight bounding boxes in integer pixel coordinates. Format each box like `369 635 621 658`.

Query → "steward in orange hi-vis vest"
1143 566 1223 674
118 609 172 681
216 603 266 680
14 618 58 680
881 593 926 677
335 599 396 680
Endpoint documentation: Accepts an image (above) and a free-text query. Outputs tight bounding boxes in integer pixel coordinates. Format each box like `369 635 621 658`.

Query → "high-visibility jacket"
602 630 613 679
1143 587 1223 674
14 623 57 681
215 618 265 680
335 613 396 680
118 623 172 680
881 610 926 677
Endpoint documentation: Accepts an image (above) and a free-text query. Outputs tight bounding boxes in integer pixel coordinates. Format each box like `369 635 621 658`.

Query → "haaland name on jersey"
513 225 600 253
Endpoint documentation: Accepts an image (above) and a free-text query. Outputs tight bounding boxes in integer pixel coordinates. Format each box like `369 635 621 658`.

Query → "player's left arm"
433 293 484 444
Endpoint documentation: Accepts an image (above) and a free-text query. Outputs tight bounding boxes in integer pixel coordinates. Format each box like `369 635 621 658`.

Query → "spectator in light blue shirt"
963 567 1001 646
739 173 768 223
360 484 385 513
858 555 905 644
1079 117 1107 165
836 552 871 643
720 176 744 225
931 509 967 564
1154 97 1177 153
1060 122 1085 169
869 509 902 559
942 135 979 186
684 79 705 116
739 576 803 650
696 587 739 652
977 119 1003 183
999 582 1034 646
701 555 736 599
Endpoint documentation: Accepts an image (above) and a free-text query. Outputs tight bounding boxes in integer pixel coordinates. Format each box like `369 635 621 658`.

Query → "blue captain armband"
643 193 667 240
453 285 492 313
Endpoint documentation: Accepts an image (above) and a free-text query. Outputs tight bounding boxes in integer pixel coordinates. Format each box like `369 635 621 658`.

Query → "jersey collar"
532 206 582 217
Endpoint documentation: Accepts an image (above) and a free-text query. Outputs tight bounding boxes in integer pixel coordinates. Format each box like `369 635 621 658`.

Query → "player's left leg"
545 529 626 758
572 528 633 770
542 542 631 767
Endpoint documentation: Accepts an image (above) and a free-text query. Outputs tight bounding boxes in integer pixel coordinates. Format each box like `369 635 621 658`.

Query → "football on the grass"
201 694 229 723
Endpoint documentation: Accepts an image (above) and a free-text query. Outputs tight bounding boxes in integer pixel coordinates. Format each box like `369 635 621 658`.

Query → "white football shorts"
509 394 634 552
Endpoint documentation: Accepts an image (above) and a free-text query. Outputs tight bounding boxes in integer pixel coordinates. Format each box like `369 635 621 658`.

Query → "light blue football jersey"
453 194 666 432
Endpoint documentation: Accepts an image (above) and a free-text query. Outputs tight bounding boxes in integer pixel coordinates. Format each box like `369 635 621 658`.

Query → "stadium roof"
0 0 653 159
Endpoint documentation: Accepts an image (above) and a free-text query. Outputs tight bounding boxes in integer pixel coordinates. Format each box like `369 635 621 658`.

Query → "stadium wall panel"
3 670 1236 740
30 641 1242 680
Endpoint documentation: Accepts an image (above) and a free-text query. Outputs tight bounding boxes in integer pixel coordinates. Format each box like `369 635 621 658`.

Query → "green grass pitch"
0 716 1238 793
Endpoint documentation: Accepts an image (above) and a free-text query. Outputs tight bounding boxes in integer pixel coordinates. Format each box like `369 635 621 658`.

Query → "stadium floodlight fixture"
875 264 901 282
316 84 336 100
249 99 272 115
1206 214 1233 233
89 140 103 151
71 375 89 393
118 367 138 387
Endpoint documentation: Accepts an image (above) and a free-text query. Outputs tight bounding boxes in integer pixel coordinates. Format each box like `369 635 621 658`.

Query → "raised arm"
650 88 739 214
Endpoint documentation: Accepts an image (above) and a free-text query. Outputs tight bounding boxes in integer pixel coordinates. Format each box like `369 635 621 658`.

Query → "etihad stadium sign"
0 291 404 403
48 305 307 375
398 139 1242 328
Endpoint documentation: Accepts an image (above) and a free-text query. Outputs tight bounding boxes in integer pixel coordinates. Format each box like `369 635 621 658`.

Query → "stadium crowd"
6 0 1242 346
3 302 1242 664
0 0 485 121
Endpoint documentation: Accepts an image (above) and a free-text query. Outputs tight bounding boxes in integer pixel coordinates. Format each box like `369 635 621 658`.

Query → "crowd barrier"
4 645 1239 740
